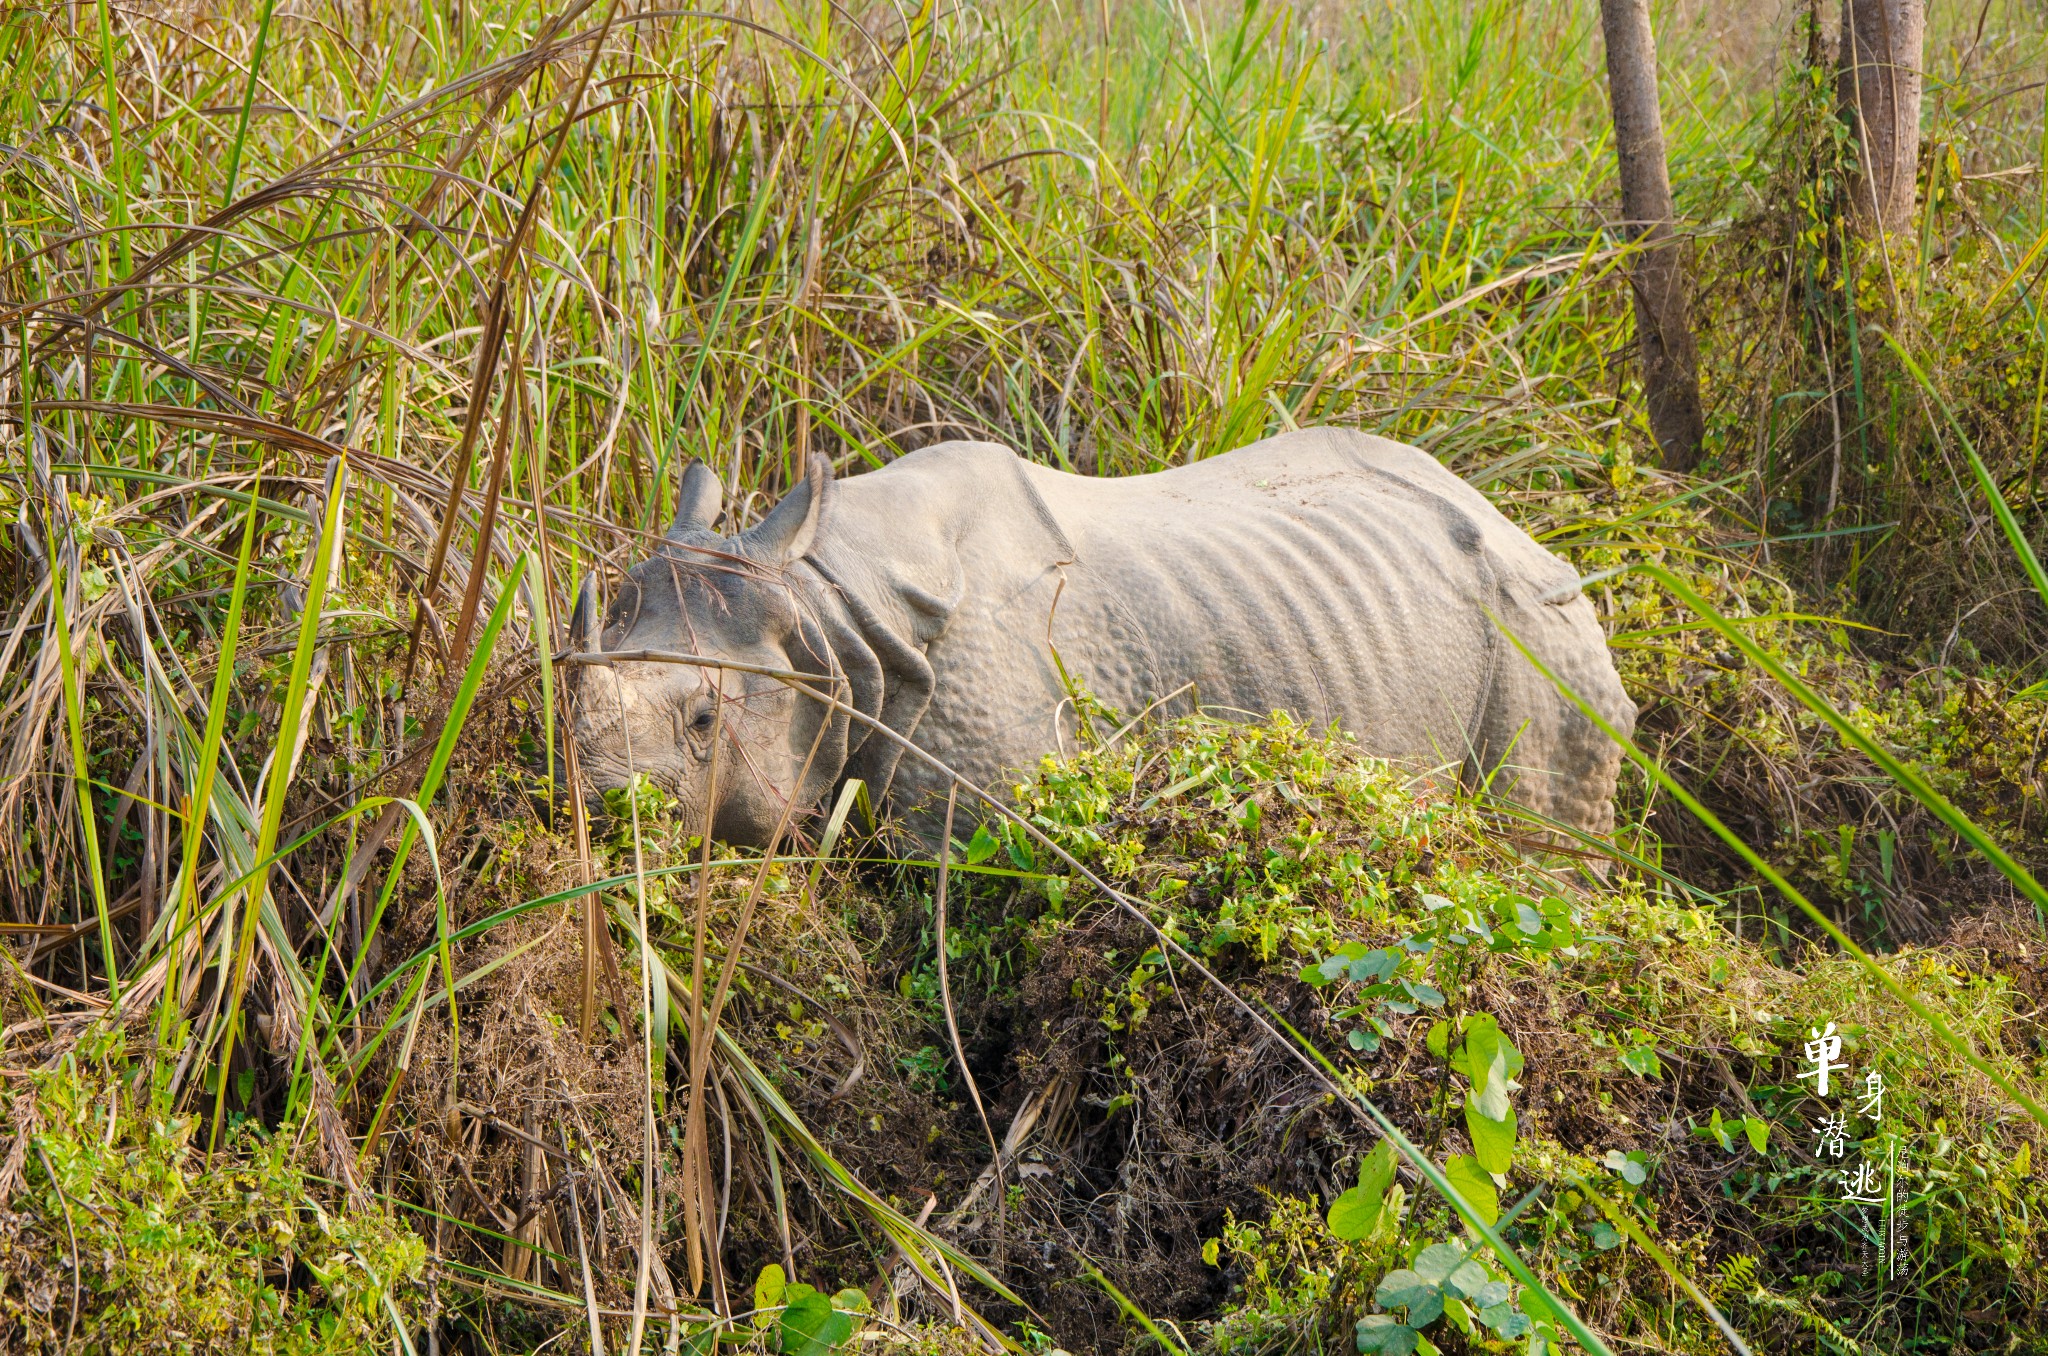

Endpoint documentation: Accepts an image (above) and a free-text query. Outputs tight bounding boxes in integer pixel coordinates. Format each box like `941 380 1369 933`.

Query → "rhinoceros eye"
691 705 715 732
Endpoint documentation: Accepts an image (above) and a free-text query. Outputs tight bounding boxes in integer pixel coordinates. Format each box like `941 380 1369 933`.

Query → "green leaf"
964 824 999 865
1519 1286 1560 1324
1465 1102 1516 1174
1359 1140 1398 1200
776 1291 853 1356
1589 1222 1623 1251
1426 1019 1451 1059
1465 1280 1512 1309
1443 1258 1491 1300
1375 1269 1437 1312
1329 1184 1382 1239
1482 1301 1532 1339
1461 1015 1518 1114
1349 949 1399 984
754 1263 787 1314
1329 1141 1399 1239
1412 1242 1466 1285
1355 1315 1418 1355
1444 1155 1500 1227
1742 1116 1769 1154
1469 1075 1512 1123
1620 1043 1663 1078
1003 823 1036 870
1603 1149 1649 1186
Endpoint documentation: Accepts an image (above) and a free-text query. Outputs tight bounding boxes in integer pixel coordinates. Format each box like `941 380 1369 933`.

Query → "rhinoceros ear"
740 452 831 565
669 459 723 538
568 572 602 653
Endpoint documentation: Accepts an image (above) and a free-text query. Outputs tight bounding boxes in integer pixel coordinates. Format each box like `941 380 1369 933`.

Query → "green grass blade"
210 454 348 1154
168 486 262 1025
49 546 118 1002
1641 564 2048 920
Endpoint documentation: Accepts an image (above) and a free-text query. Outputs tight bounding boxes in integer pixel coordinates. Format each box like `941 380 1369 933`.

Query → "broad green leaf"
1358 1140 1398 1201
1426 1020 1451 1059
1443 1258 1490 1300
1445 1156 1499 1227
1375 1269 1437 1311
964 823 1000 865
1355 1315 1418 1356
1482 1301 1532 1339
1465 1102 1516 1174
1413 1241 1466 1285
1620 1043 1663 1078
1470 1079 1512 1123
1329 1183 1383 1239
776 1291 852 1356
1603 1149 1649 1186
1466 1279 1512 1309
1742 1116 1770 1154
1329 1141 1398 1239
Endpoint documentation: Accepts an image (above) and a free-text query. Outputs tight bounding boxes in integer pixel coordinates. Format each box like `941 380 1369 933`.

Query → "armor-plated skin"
568 428 1635 844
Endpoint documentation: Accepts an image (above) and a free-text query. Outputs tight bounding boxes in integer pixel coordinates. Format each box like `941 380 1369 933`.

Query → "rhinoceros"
566 427 1633 845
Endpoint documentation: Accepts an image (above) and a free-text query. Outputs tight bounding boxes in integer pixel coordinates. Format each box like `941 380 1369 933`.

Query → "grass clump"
966 711 2045 1354
0 1036 425 1351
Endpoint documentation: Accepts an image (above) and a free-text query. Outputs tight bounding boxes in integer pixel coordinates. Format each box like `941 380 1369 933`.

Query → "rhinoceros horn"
738 453 830 565
669 458 723 538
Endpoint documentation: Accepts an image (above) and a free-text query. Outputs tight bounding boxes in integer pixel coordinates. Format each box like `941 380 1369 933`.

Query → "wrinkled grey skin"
569 427 1635 844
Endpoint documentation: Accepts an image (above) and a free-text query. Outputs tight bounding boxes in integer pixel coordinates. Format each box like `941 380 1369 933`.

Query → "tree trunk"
1599 0 1705 472
1838 0 1925 236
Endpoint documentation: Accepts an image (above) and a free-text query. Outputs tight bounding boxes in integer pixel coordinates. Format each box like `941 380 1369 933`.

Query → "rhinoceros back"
814 429 1629 834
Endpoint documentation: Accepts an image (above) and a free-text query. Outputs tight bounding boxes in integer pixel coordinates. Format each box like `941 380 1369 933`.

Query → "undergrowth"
0 1034 425 1351
968 712 2046 1354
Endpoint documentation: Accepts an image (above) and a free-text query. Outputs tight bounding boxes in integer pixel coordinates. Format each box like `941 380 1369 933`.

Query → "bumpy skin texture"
572 428 1634 842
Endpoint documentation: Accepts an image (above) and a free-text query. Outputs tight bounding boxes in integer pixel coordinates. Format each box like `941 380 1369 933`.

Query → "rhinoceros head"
568 455 838 844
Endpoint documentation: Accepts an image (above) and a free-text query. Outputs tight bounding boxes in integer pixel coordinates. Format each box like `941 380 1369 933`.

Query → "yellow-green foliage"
0 1041 424 1352
1003 712 2045 1353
